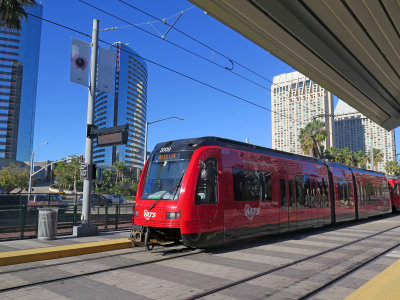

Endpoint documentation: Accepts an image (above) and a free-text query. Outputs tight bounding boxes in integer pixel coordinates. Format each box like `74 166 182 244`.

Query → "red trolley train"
132 137 392 248
388 177 400 211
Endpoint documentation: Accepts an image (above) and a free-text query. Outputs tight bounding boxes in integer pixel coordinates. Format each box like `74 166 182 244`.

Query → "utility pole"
73 19 99 237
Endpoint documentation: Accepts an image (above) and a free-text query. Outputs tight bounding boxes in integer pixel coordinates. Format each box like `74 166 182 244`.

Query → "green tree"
354 150 369 169
0 0 37 30
324 147 339 162
0 164 29 194
372 148 384 170
53 161 70 190
298 119 327 158
385 161 399 175
69 158 80 193
53 157 81 191
95 169 114 194
113 161 127 184
337 147 353 165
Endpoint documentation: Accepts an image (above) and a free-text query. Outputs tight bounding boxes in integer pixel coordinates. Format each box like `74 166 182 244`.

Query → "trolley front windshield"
141 152 191 200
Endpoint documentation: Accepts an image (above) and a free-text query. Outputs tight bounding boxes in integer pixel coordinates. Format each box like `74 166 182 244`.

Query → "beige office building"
271 71 334 155
334 100 395 172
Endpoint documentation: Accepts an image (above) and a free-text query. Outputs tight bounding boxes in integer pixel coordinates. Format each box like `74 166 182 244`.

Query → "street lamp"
143 117 184 165
28 141 48 196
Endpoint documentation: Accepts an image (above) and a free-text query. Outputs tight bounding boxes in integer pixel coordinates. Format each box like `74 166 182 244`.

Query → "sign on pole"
97 47 114 93
80 163 89 180
70 37 90 86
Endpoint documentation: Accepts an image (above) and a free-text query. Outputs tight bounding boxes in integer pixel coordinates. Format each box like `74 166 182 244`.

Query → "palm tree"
337 148 353 165
298 119 327 158
0 0 37 30
354 150 369 169
324 147 339 162
385 161 399 175
372 148 384 170
113 161 127 184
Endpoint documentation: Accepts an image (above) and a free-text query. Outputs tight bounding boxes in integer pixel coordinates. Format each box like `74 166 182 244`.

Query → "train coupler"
129 225 158 249
129 225 145 247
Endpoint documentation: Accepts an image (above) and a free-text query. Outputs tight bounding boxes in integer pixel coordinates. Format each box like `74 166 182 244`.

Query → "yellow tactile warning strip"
0 238 132 266
345 259 400 299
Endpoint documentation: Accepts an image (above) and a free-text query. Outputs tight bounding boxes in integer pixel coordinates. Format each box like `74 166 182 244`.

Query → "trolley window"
288 179 295 209
338 180 350 206
195 158 218 204
232 169 272 201
311 181 317 208
296 175 312 209
322 178 329 207
280 179 286 209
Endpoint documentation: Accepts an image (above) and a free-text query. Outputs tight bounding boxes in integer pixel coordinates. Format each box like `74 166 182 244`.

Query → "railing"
0 193 135 241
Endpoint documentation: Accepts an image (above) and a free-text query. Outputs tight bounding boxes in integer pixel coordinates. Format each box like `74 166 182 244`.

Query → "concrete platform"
345 258 400 299
0 230 132 266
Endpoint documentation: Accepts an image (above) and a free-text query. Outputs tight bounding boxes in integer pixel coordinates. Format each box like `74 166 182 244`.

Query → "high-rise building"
334 100 396 172
93 42 147 170
271 71 334 155
0 5 42 161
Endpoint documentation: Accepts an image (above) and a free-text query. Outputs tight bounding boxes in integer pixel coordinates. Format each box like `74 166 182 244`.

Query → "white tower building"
334 100 395 172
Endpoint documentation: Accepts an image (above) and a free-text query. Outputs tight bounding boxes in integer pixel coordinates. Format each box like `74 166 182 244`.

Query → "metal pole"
142 117 183 167
28 141 48 197
82 19 99 226
28 152 34 196
143 121 148 166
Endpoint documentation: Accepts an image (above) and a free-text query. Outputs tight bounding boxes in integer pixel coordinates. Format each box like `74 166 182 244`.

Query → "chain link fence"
0 193 135 241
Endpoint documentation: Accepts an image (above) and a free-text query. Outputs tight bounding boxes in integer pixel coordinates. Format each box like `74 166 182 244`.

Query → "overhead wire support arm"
162 11 183 39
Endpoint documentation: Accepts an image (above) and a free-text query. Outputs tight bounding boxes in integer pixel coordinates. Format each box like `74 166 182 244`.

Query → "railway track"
187 223 400 299
0 243 203 293
1 220 400 298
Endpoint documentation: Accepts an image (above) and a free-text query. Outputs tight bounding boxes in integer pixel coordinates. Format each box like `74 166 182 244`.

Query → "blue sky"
32 0 398 162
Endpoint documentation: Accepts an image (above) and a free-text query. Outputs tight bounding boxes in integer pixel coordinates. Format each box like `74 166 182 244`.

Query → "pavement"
0 230 132 266
1 220 400 298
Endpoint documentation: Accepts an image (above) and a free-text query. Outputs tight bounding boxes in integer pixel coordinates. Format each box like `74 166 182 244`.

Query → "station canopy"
190 0 400 130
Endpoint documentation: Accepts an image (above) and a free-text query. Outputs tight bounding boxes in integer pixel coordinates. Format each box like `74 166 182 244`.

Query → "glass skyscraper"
0 4 42 161
93 42 147 170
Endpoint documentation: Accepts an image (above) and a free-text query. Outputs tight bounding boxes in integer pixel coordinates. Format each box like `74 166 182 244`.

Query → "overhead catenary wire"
26 10 375 153
25 11 304 129
78 0 269 91
117 0 273 84
100 5 196 32
80 0 340 141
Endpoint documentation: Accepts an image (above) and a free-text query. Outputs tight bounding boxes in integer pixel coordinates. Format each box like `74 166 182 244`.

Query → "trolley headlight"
166 212 181 219
134 210 139 217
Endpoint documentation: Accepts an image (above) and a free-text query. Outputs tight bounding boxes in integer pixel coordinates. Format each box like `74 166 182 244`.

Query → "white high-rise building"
334 100 395 172
271 71 334 155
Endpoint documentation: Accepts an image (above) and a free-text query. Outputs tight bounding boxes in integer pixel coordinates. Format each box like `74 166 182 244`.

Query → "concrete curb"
0 238 132 266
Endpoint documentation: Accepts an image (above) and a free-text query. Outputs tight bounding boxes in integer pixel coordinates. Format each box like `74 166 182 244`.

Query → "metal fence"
0 193 135 241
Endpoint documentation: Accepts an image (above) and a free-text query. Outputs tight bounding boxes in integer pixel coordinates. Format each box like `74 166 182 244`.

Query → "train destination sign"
156 152 181 161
